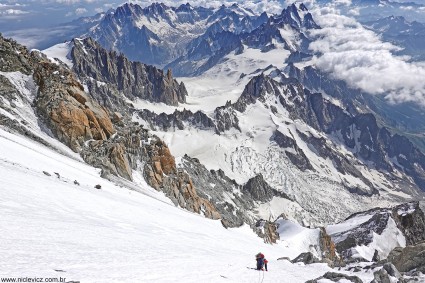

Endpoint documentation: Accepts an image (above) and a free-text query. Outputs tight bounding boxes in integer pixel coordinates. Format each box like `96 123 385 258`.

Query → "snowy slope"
146 79 410 226
42 41 74 68
326 207 407 261
0 65 374 281
0 128 377 283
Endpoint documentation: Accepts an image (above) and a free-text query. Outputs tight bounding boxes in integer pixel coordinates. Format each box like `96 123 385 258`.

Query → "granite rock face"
371 263 406 283
0 34 221 222
180 155 290 230
318 227 340 265
291 252 321 264
329 202 425 262
71 37 187 106
255 220 280 244
33 55 115 152
80 123 221 220
387 242 425 273
0 36 34 74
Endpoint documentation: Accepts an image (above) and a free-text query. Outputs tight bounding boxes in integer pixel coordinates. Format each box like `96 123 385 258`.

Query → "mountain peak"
176 2 193 12
279 2 319 30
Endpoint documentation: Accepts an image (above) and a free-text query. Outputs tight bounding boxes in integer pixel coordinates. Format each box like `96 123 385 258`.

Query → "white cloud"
334 0 352 5
347 6 360 16
55 0 81 3
54 0 98 3
308 6 425 106
75 7 87 15
1 9 28 15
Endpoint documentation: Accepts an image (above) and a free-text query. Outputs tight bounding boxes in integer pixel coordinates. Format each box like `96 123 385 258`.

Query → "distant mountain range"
365 16 425 61
3 1 425 223
2 3 425 279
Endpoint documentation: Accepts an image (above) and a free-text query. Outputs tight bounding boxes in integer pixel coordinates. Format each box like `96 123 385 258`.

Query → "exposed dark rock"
371 263 406 283
319 227 340 266
291 252 320 264
71 37 187 106
331 210 391 261
272 130 313 171
387 242 425 273
296 130 376 195
392 202 425 246
255 219 280 244
288 64 425 193
279 4 320 30
133 100 240 134
180 155 290 229
373 250 381 262
0 36 34 74
167 30 243 76
330 202 425 263
243 174 276 202
306 272 363 283
277 257 291 261
213 102 240 133
233 73 282 113
95 184 101 189
43 171 51 176
135 108 216 132
33 55 116 152
89 2 267 70
286 51 312 64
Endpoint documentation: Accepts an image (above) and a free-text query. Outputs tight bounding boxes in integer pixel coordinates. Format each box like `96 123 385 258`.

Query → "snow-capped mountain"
329 0 425 22
327 201 425 261
37 3 425 228
365 16 425 61
3 1 425 282
87 2 268 67
165 3 319 76
43 34 425 227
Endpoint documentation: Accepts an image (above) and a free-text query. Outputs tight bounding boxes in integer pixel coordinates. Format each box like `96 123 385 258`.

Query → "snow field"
0 128 377 282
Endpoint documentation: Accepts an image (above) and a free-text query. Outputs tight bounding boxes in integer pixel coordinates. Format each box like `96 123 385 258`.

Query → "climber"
255 252 265 270
264 258 268 271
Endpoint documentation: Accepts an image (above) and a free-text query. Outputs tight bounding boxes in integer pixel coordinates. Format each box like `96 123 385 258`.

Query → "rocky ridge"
0 34 220 222
1 34 319 237
88 2 268 67
167 3 319 76
2 18 425 283
71 37 187 107
139 71 425 196
229 74 425 194
328 202 425 262
180 155 290 228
